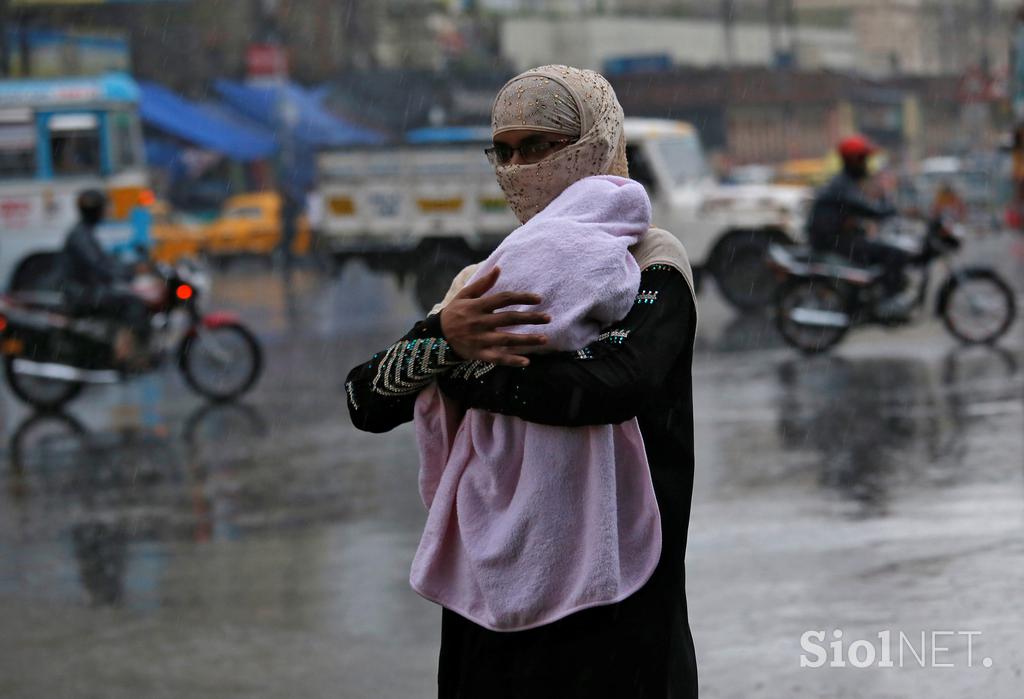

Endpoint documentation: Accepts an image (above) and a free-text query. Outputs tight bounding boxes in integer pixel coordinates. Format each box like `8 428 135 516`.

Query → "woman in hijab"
346 65 699 698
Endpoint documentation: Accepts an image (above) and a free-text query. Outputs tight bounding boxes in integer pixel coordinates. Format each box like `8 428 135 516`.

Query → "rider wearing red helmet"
836 134 876 162
805 135 912 317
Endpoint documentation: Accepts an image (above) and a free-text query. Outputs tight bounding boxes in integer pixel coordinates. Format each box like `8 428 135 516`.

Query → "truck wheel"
712 231 782 312
414 249 474 313
691 266 703 295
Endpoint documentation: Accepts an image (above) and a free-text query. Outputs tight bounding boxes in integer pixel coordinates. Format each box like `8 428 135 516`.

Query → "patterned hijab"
491 65 629 223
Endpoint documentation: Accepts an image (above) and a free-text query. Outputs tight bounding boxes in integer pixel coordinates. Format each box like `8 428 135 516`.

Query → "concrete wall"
500 16 857 72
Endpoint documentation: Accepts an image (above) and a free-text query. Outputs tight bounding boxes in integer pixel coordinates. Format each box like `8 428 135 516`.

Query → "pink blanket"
411 176 662 631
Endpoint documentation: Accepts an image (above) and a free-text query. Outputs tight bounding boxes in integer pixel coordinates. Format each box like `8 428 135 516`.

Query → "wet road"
1 236 1023 698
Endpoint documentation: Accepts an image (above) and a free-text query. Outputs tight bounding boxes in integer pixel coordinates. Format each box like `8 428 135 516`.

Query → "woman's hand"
439 267 549 367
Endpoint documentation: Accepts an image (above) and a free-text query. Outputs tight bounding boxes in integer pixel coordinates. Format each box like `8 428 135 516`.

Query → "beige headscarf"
491 65 629 223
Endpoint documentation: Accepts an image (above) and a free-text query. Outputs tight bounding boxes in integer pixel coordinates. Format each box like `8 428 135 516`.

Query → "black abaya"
346 266 699 698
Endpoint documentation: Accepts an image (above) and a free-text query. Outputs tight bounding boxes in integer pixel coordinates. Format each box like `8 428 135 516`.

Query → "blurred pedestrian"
346 65 699 698
930 180 967 223
276 181 303 266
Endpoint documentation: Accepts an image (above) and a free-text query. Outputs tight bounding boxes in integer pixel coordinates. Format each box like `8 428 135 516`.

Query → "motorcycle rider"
806 135 913 318
59 189 150 364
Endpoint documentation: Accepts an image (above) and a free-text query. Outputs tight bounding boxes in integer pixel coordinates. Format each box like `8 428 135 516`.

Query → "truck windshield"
50 113 102 177
656 134 708 186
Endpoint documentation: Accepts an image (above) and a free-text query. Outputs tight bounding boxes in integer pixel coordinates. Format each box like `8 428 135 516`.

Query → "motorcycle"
767 217 1017 354
0 261 263 409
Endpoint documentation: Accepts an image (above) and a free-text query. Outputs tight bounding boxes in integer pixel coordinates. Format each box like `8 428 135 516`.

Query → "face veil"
490 65 629 224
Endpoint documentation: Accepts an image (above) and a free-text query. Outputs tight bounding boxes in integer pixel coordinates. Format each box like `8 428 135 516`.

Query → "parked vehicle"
202 192 311 260
315 120 810 312
149 200 205 264
768 217 1016 354
0 73 148 288
900 154 1012 231
773 157 835 188
0 261 262 409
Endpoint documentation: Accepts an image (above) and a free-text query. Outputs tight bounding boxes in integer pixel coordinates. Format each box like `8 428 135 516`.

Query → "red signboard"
0 198 32 229
246 44 288 79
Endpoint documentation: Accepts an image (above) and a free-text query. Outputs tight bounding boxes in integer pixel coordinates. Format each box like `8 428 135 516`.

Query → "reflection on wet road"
1 257 1022 698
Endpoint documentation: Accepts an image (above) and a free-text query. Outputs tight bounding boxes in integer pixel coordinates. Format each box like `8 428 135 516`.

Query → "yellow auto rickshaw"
148 199 206 264
202 192 311 258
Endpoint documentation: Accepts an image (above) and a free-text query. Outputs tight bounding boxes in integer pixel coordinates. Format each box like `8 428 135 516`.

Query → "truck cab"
623 119 810 309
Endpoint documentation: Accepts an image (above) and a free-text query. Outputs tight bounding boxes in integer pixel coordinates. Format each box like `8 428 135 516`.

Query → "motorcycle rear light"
176 285 194 301
0 316 6 332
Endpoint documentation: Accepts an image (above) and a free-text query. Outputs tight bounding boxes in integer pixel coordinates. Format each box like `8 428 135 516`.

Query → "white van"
316 119 810 311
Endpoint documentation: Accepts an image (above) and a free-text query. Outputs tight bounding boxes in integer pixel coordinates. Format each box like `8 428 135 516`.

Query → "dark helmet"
77 189 107 225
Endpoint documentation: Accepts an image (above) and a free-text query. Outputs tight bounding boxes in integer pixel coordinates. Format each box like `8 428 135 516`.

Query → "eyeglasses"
484 139 577 166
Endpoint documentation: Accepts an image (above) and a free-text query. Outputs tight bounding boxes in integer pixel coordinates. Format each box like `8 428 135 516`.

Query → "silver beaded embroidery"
345 380 359 410
452 359 496 380
371 337 459 396
597 329 630 344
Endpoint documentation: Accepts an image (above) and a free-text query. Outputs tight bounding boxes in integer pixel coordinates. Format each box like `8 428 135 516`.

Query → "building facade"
499 15 857 73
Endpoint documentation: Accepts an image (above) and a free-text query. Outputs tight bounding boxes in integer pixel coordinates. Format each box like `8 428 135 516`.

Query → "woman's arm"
345 267 551 434
438 266 695 427
345 314 462 433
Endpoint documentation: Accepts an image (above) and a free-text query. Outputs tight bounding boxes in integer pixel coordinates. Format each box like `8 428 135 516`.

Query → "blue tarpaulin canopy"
138 81 277 161
405 126 492 144
213 79 386 148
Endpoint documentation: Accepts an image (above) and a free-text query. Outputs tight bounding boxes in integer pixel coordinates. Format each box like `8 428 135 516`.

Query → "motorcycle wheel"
775 278 851 355
713 236 780 312
179 322 262 401
940 270 1016 345
3 356 84 410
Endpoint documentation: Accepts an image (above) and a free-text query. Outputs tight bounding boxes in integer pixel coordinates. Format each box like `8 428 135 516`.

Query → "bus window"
49 113 102 177
0 109 37 179
110 111 141 171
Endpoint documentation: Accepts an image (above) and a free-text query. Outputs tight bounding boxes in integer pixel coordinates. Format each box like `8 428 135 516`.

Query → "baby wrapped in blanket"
411 175 662 632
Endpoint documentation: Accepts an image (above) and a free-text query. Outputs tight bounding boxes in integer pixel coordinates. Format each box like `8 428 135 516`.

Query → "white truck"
315 119 810 312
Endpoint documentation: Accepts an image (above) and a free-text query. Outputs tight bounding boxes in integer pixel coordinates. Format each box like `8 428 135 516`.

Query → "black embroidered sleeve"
345 313 462 433
437 266 695 427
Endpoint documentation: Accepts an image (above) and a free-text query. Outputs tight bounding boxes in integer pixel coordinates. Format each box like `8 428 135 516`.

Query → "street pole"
767 0 780 64
783 0 797 67
1010 3 1024 230
0 0 8 77
253 0 300 265
942 0 956 74
720 0 735 68
979 0 994 72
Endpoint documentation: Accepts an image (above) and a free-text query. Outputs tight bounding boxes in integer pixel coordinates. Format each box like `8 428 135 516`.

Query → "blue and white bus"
0 72 147 287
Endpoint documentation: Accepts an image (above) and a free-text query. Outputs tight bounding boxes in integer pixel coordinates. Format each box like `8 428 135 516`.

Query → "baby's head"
542 175 651 230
